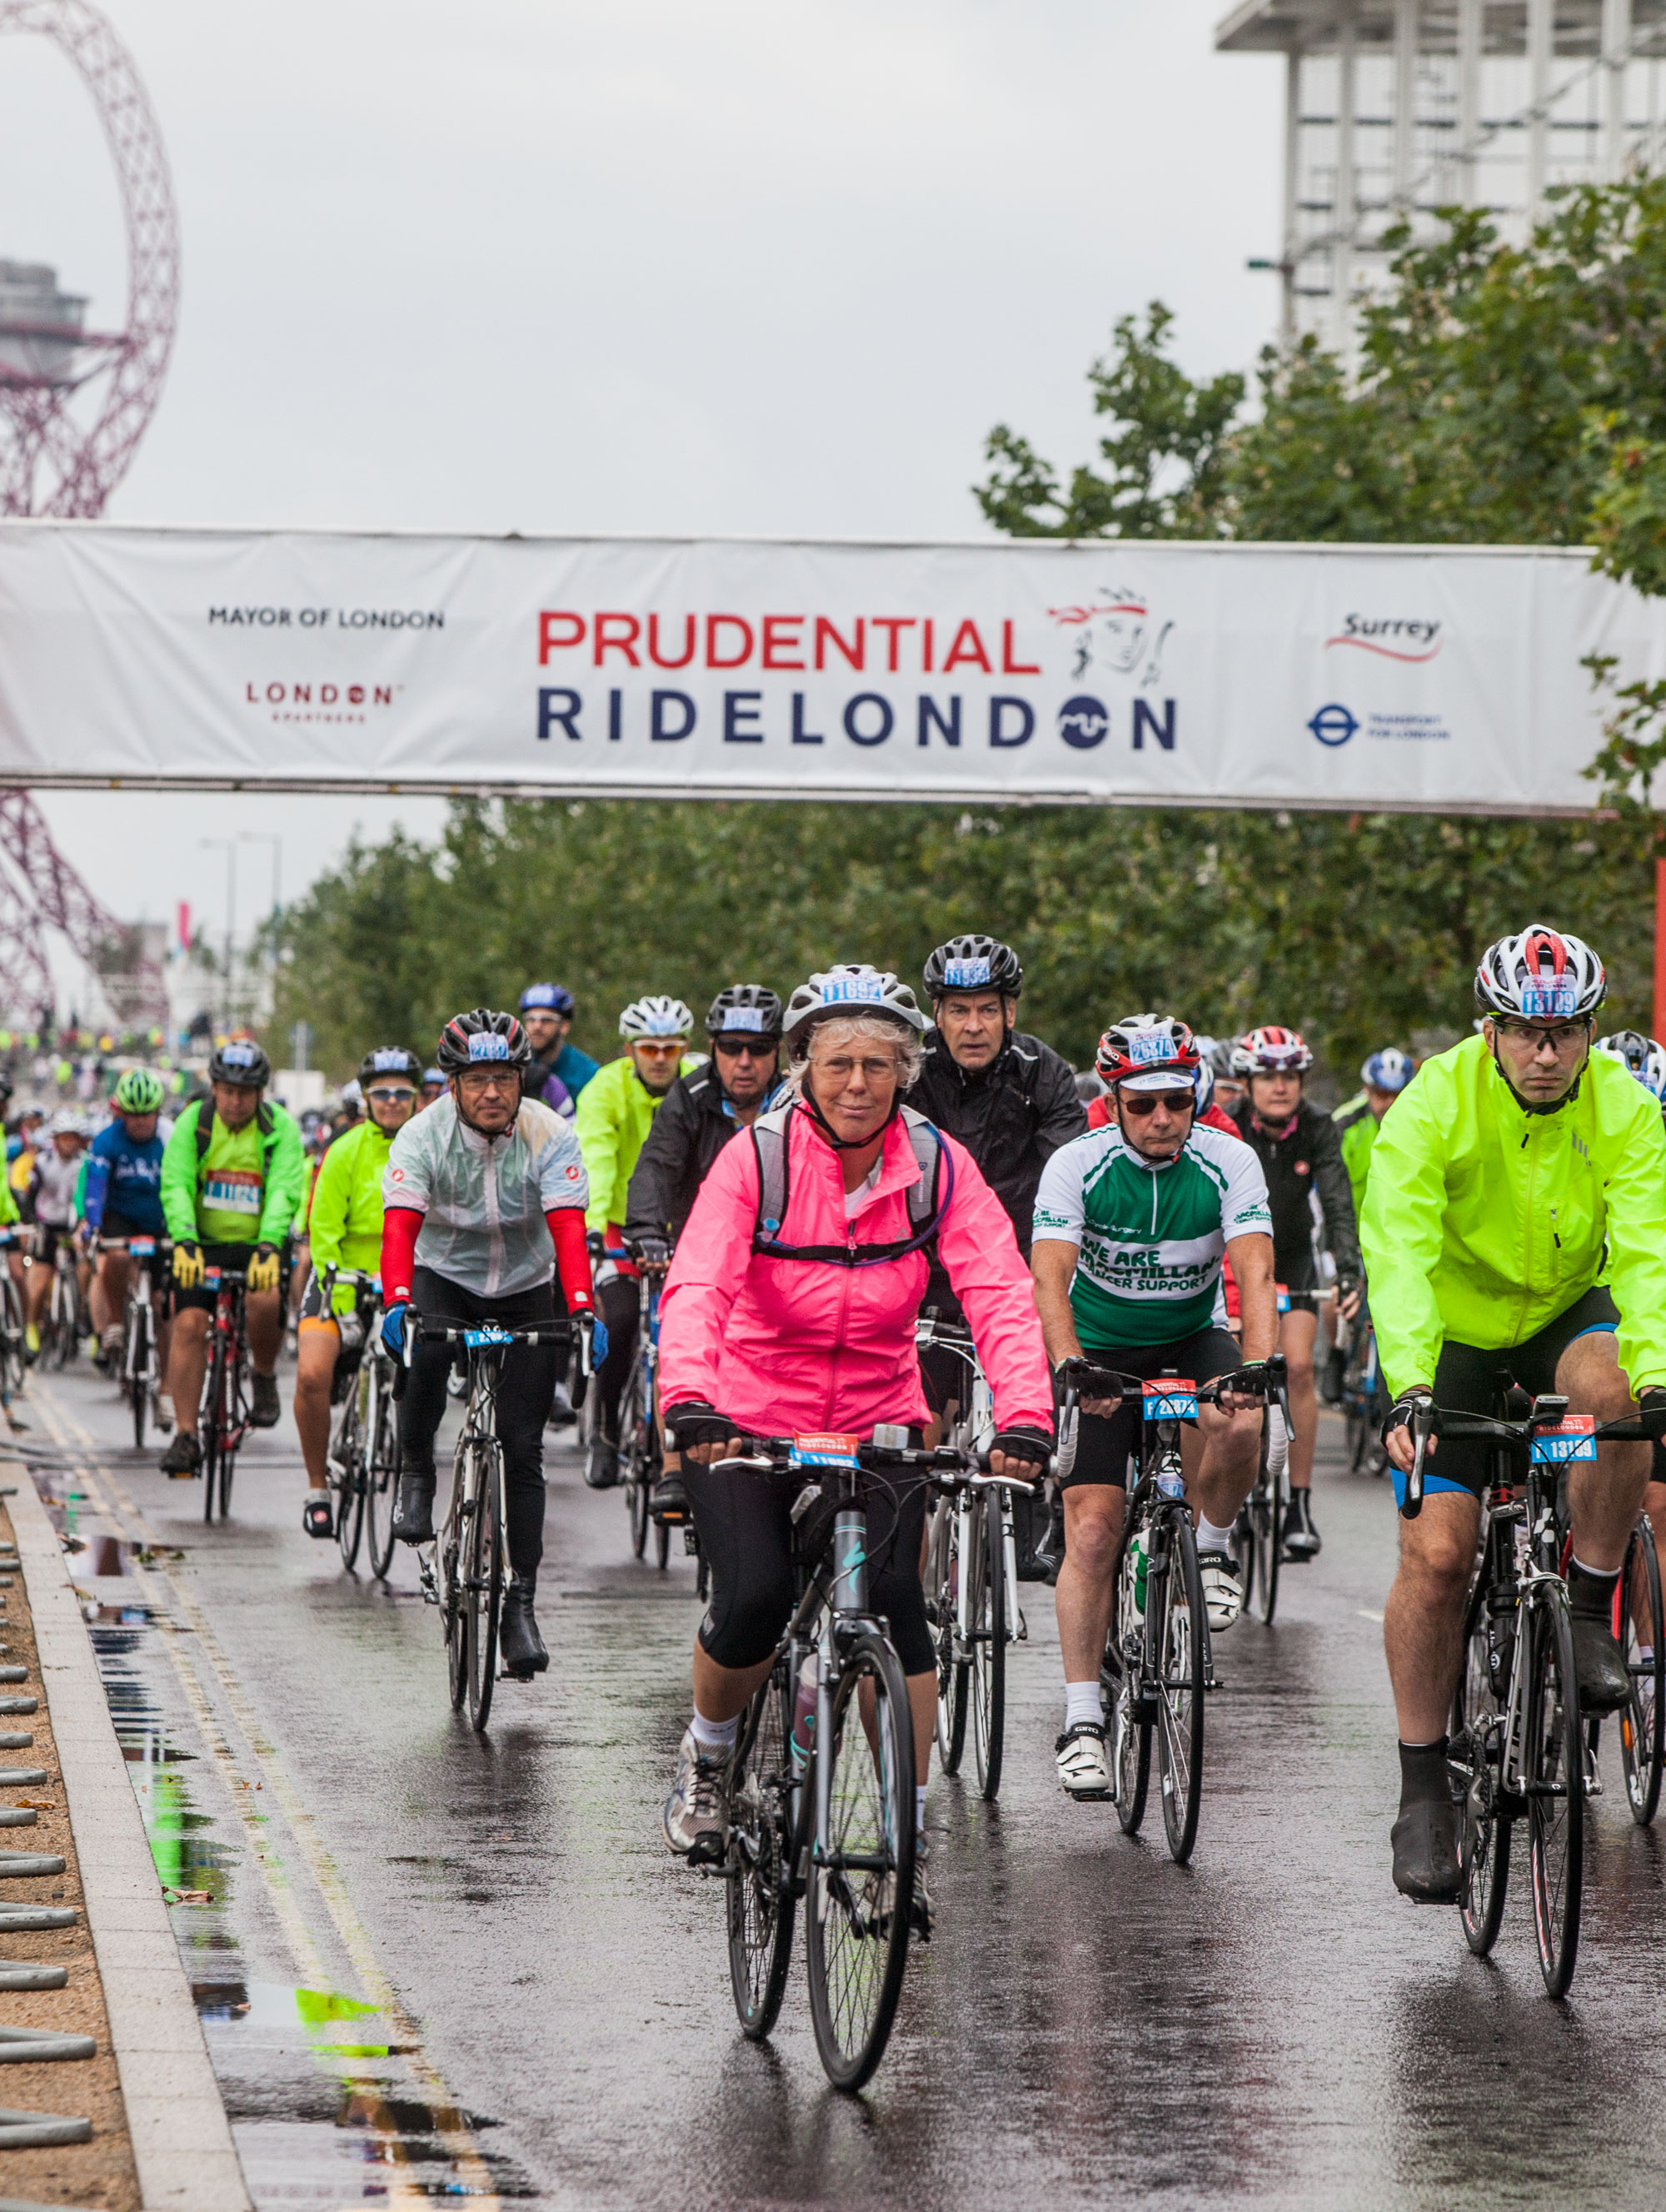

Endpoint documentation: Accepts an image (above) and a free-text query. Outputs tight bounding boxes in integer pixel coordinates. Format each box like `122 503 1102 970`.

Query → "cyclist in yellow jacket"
1363 926 1666 1902
292 1049 420 1539
573 996 701 1488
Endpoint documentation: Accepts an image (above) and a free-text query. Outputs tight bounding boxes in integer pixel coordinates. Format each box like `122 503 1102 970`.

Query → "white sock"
1064 1681 1101 1731
1196 1514 1235 1556
1572 1555 1621 1584
690 1706 738 1751
915 1785 927 1834
1642 1647 1655 1665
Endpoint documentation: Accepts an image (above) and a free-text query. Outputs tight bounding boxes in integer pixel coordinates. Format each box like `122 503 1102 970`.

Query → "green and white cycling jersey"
1032 1121 1273 1348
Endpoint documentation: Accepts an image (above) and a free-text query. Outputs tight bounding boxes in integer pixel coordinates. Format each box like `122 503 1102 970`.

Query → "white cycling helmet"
47 1108 82 1138
1474 925 1606 1021
781 964 929 1054
619 995 693 1041
1594 1029 1666 1100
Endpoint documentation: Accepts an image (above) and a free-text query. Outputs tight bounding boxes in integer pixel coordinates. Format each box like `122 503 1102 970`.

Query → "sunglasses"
1491 1018 1590 1052
366 1086 416 1104
1119 1089 1196 1119
713 1037 777 1059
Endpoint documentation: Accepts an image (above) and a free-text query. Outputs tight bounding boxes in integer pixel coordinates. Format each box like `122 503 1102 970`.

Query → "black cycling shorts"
1063 1326 1244 1490
684 1455 933 1676
171 1241 260 1314
99 1208 164 1245
1424 1283 1621 1499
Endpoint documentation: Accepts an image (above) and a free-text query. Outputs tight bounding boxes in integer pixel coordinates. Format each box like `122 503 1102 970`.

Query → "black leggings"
683 1459 933 1675
596 1273 640 1441
397 1266 562 1582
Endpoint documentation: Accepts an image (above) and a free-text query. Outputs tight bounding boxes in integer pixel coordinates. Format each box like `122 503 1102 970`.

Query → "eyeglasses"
1119 1090 1196 1120
1491 1018 1590 1054
366 1086 416 1104
634 1040 684 1055
713 1037 777 1059
816 1056 898 1082
456 1070 518 1093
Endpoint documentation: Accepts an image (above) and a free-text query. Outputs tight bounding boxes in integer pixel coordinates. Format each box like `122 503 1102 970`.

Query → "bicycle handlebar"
706 1438 1038 1497
1400 1392 1662 1520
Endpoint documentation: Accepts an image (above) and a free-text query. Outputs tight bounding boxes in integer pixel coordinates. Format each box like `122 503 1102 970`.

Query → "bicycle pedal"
686 1832 727 1869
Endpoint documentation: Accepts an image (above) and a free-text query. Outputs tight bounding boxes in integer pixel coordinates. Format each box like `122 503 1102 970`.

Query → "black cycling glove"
1639 1387 1666 1441
990 1423 1054 1469
1381 1386 1433 1447
632 1234 671 1269
666 1401 741 1451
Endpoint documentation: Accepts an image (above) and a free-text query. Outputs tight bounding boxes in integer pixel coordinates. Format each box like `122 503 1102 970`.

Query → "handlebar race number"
1143 1379 1198 1422
1530 1415 1598 1465
790 1433 861 1470
463 1325 515 1348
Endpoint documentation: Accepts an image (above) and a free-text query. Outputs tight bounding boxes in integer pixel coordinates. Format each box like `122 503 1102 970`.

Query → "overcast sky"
0 0 1284 987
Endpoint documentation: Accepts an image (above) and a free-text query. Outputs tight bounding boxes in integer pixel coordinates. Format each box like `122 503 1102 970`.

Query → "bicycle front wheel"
726 1659 797 2040
466 1446 504 1733
1452 1564 1511 1957
805 1629 915 2093
201 1338 225 1523
970 1488 1006 1802
364 1363 398 1582
929 1505 967 1774
1254 1426 1284 1627
1110 1510 1150 1834
127 1303 148 1450
443 1447 469 1712
1619 1520 1664 1826
1155 1515 1206 1864
1526 1591 1584 1998
336 1397 366 1574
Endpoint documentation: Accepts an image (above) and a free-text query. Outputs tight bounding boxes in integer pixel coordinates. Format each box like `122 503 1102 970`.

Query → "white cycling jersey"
382 1094 589 1299
32 1147 82 1229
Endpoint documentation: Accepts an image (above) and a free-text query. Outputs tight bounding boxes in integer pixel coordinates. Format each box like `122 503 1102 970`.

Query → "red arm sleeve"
380 1206 422 1303
548 1208 595 1312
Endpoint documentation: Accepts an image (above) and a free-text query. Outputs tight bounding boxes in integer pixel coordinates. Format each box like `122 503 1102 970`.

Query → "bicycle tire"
365 1364 398 1582
654 1514 671 1570
726 1660 797 2040
1254 1428 1284 1627
201 1333 224 1523
466 1445 503 1733
1111 1508 1150 1834
1526 1590 1584 1998
1452 1561 1511 1956
216 1343 240 1521
805 1627 915 2092
930 1505 967 1774
971 1487 1006 1801
1619 1519 1664 1826
336 1390 366 1573
127 1301 147 1451
1155 1513 1206 1865
443 1443 470 1712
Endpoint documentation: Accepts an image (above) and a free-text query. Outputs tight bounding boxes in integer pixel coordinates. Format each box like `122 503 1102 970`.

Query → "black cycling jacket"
623 1065 779 1248
911 1028 1086 1250
1230 1095 1361 1288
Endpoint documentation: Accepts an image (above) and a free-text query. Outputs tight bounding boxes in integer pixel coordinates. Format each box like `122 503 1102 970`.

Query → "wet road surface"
15 1361 1666 2210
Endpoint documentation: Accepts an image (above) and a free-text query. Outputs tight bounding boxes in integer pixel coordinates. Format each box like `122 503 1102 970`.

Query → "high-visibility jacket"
307 1118 393 1313
574 1054 701 1237
1361 1033 1666 1397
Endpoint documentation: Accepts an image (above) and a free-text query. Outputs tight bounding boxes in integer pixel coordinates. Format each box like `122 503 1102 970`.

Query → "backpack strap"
194 1099 212 1163
751 1102 953 1268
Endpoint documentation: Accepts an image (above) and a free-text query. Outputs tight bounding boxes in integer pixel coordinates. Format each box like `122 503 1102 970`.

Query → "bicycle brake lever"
1402 1403 1429 1520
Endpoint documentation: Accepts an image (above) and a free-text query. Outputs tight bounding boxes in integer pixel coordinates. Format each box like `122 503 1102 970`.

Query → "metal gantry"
1217 2 1666 349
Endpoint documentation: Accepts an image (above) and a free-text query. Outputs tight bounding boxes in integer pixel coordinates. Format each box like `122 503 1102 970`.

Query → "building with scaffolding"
1216 3 1666 348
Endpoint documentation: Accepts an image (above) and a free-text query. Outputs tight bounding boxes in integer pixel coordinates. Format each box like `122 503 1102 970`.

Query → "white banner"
0 521 1659 811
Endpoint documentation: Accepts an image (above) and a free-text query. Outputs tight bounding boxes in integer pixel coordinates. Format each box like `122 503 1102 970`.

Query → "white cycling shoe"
1198 1548 1243 1634
1055 1719 1110 1799
663 1727 732 1860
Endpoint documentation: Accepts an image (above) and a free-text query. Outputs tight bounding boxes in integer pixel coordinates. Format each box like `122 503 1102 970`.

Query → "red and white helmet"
1230 1025 1313 1077
1474 926 1606 1022
1095 1014 1202 1092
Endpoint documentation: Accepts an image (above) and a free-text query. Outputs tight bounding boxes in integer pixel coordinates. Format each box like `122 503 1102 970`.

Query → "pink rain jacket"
659 1101 1053 1439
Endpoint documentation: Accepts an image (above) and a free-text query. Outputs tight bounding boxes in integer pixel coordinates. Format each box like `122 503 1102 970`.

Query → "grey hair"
785 1013 923 1096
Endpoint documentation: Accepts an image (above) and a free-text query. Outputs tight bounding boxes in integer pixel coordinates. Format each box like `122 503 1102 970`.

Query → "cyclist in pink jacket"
658 964 1054 1926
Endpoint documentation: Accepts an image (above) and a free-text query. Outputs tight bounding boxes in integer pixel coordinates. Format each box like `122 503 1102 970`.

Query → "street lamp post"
239 832 282 1022
200 838 236 1033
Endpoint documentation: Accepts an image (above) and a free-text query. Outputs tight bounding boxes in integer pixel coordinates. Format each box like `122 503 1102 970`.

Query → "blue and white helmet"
781 964 929 1054
1594 1029 1666 1101
1360 1048 1415 1093
618 995 693 1041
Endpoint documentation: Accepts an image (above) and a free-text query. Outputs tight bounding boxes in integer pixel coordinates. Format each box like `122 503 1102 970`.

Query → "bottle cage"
751 1102 951 1267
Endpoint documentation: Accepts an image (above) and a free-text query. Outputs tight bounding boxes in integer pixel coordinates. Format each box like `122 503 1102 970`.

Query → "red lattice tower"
0 0 179 516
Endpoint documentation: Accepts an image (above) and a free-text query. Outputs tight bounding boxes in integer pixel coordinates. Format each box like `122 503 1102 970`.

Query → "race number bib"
204 1168 262 1216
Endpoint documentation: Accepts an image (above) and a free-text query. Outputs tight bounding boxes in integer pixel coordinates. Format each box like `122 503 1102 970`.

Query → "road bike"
1231 1390 1292 1626
615 1255 671 1571
713 1429 1001 2091
1414 1385 1654 1997
0 1229 26 1418
1056 1353 1288 1866
319 1267 399 1579
199 1263 252 1523
413 1315 581 1733
35 1231 82 1370
104 1233 172 1449
919 1315 1025 1801
1339 1307 1385 1476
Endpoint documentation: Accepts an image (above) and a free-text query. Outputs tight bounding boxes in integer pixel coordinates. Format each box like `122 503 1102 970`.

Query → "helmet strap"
1486 1034 1584 1118
800 1076 903 1152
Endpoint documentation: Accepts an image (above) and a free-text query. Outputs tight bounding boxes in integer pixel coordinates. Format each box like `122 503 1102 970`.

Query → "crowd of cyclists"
16 921 1666 1934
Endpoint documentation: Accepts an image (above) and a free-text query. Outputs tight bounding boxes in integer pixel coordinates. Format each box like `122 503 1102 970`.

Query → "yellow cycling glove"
172 1241 204 1289
246 1244 281 1294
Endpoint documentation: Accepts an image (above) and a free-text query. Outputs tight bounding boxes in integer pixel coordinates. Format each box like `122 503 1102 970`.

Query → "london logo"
1309 704 1359 748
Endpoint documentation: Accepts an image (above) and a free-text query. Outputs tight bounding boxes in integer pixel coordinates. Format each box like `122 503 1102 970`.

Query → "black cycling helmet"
706 984 784 1042
357 1046 422 1086
209 1038 271 1089
922 934 1023 999
435 1008 532 1075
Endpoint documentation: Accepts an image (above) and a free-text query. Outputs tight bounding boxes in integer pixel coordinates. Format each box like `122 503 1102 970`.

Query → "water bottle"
1155 1465 1185 1501
1130 1528 1149 1618
338 1308 365 1354
788 1654 817 1777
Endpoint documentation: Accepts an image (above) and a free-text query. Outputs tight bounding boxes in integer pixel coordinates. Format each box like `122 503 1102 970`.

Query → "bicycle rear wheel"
970 1488 1006 1802
929 1505 967 1775
1619 1520 1664 1826
1526 1592 1584 1998
1452 1564 1511 1956
805 1629 915 2092
1110 1509 1150 1833
465 1445 504 1733
201 1337 225 1523
335 1394 366 1573
726 1659 797 2040
364 1363 398 1582
127 1301 148 1450
1155 1515 1206 1864
217 1358 239 1520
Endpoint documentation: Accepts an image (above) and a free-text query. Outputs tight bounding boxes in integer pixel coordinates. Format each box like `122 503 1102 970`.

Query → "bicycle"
918 1315 1024 1801
0 1228 26 1417
616 1255 670 1572
714 1428 1011 2090
1413 1385 1655 1997
1231 1388 1292 1627
1056 1353 1289 1866
318 1267 399 1580
35 1231 82 1370
198 1263 252 1524
103 1233 172 1449
412 1314 583 1734
1592 1509 1665 1827
1339 1306 1385 1477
